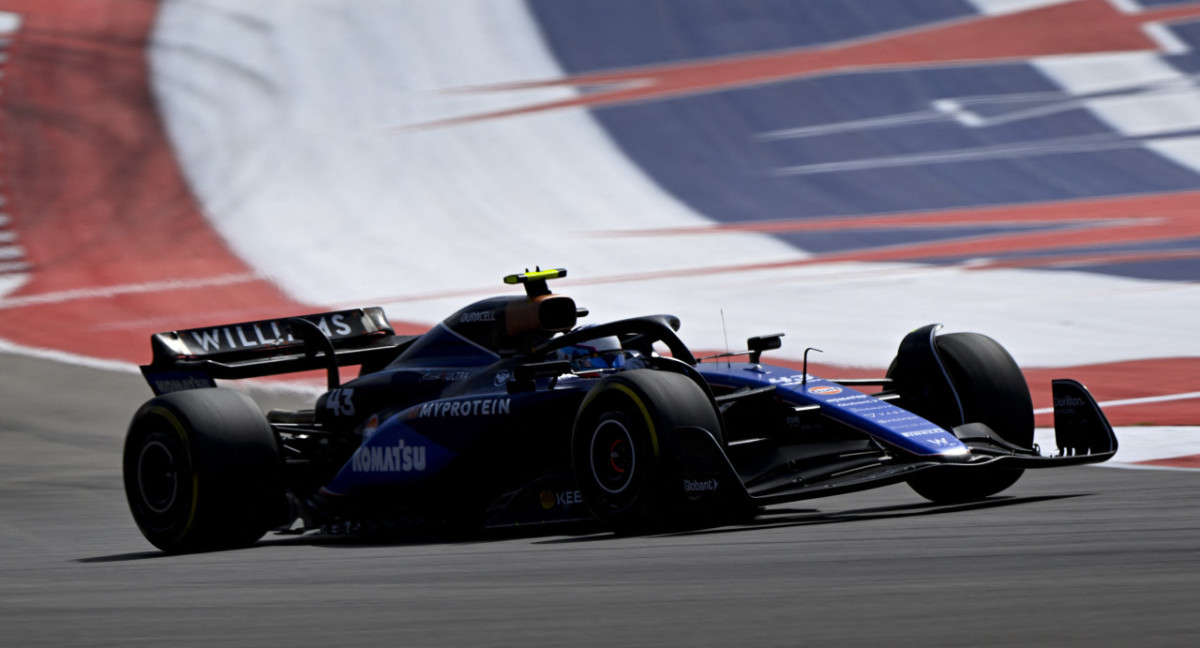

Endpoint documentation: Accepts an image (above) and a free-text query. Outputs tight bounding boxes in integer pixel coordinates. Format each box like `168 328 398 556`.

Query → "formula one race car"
123 269 1117 552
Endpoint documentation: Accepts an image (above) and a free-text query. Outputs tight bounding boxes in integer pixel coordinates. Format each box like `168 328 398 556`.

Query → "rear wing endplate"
140 307 413 395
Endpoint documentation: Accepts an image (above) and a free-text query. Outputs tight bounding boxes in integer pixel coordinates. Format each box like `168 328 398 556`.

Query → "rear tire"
892 333 1034 504
571 370 722 531
123 388 285 553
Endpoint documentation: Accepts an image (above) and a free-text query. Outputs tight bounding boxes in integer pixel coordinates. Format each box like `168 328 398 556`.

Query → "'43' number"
327 388 356 416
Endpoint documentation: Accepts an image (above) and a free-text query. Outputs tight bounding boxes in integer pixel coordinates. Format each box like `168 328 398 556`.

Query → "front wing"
670 378 1117 507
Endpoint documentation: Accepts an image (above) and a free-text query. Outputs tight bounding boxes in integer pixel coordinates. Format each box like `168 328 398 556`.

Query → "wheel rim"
137 438 180 515
590 417 636 495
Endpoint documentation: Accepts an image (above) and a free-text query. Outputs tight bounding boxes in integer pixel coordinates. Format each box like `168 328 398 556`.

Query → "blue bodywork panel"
324 411 458 494
697 362 969 458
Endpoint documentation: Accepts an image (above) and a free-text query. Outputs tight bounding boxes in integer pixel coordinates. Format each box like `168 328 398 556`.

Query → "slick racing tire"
898 332 1035 504
571 370 723 532
123 388 286 553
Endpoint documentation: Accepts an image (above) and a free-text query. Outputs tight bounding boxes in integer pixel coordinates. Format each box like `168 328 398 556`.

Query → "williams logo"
180 312 362 355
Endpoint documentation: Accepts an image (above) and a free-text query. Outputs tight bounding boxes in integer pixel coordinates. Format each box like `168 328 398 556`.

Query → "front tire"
891 332 1034 504
123 388 285 553
571 370 723 531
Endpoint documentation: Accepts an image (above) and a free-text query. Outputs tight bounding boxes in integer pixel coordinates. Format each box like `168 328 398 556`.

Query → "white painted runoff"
150 0 1200 368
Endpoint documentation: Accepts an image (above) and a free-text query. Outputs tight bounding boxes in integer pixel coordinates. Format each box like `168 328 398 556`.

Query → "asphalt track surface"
2 352 1197 647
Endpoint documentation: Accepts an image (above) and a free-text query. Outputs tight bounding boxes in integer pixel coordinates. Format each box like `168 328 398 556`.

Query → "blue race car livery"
123 269 1116 552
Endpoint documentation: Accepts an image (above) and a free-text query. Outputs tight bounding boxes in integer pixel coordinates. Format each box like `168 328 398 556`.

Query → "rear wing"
140 307 414 395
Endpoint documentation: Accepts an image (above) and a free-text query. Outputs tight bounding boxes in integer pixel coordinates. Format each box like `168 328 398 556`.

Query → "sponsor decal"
147 372 215 394
875 416 924 425
351 440 426 473
459 310 497 324
828 394 870 404
1054 395 1086 408
900 428 944 438
418 398 511 418
684 478 720 493
360 414 381 438
184 313 357 354
493 370 512 387
845 403 891 417
540 489 583 509
808 385 843 395
419 370 472 383
768 374 814 385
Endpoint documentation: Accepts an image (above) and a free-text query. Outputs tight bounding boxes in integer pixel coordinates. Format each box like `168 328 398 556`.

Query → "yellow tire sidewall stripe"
608 383 659 458
144 405 199 542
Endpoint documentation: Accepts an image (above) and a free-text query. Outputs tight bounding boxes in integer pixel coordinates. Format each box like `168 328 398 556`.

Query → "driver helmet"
556 333 628 371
